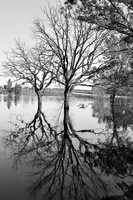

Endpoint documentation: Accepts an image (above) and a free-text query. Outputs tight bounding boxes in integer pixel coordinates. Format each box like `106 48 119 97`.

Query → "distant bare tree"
4 41 54 113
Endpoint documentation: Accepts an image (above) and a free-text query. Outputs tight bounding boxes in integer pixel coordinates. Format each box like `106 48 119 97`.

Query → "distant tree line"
3 79 21 94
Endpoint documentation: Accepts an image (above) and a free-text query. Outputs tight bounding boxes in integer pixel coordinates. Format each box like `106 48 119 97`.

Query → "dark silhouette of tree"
34 5 112 137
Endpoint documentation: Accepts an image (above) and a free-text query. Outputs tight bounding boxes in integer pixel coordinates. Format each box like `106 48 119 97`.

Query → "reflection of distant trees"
4 94 13 109
92 96 133 132
22 94 30 104
3 94 21 109
92 96 111 127
113 98 133 131
91 96 133 182
14 94 21 106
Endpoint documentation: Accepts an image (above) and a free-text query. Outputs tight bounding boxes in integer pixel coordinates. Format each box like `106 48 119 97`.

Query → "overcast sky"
0 0 64 85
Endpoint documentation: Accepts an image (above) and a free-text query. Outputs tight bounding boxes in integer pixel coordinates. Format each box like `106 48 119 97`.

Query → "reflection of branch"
5 106 133 200
67 114 133 182
30 129 107 199
5 109 109 200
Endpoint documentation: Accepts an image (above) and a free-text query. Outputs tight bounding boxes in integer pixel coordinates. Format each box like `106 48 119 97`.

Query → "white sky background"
0 0 64 86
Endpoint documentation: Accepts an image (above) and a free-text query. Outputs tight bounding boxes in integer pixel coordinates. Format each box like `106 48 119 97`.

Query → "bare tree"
34 6 111 134
3 40 54 114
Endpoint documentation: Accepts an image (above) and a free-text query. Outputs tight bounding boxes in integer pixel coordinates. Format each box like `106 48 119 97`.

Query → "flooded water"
0 94 105 131
0 93 133 200
0 94 103 200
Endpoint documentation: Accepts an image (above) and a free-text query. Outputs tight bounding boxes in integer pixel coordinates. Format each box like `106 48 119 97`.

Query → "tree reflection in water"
92 96 133 143
92 96 133 179
4 93 21 109
5 107 108 200
4 94 13 109
4 96 133 200
14 94 21 106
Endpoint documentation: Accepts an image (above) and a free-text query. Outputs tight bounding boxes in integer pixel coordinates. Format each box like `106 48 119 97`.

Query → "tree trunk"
64 89 70 136
110 89 120 146
110 89 116 107
36 92 42 116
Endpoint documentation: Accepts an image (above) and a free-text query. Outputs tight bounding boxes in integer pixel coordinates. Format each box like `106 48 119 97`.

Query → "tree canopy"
66 0 133 42
34 6 109 93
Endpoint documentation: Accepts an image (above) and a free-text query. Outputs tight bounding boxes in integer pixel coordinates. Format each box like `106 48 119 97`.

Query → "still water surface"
0 94 105 200
0 94 105 132
0 94 133 200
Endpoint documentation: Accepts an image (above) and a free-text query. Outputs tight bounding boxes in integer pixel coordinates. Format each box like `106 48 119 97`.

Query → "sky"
0 0 64 85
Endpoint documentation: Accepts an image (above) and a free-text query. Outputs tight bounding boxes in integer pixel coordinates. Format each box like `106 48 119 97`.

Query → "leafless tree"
3 40 54 114
33 6 111 135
